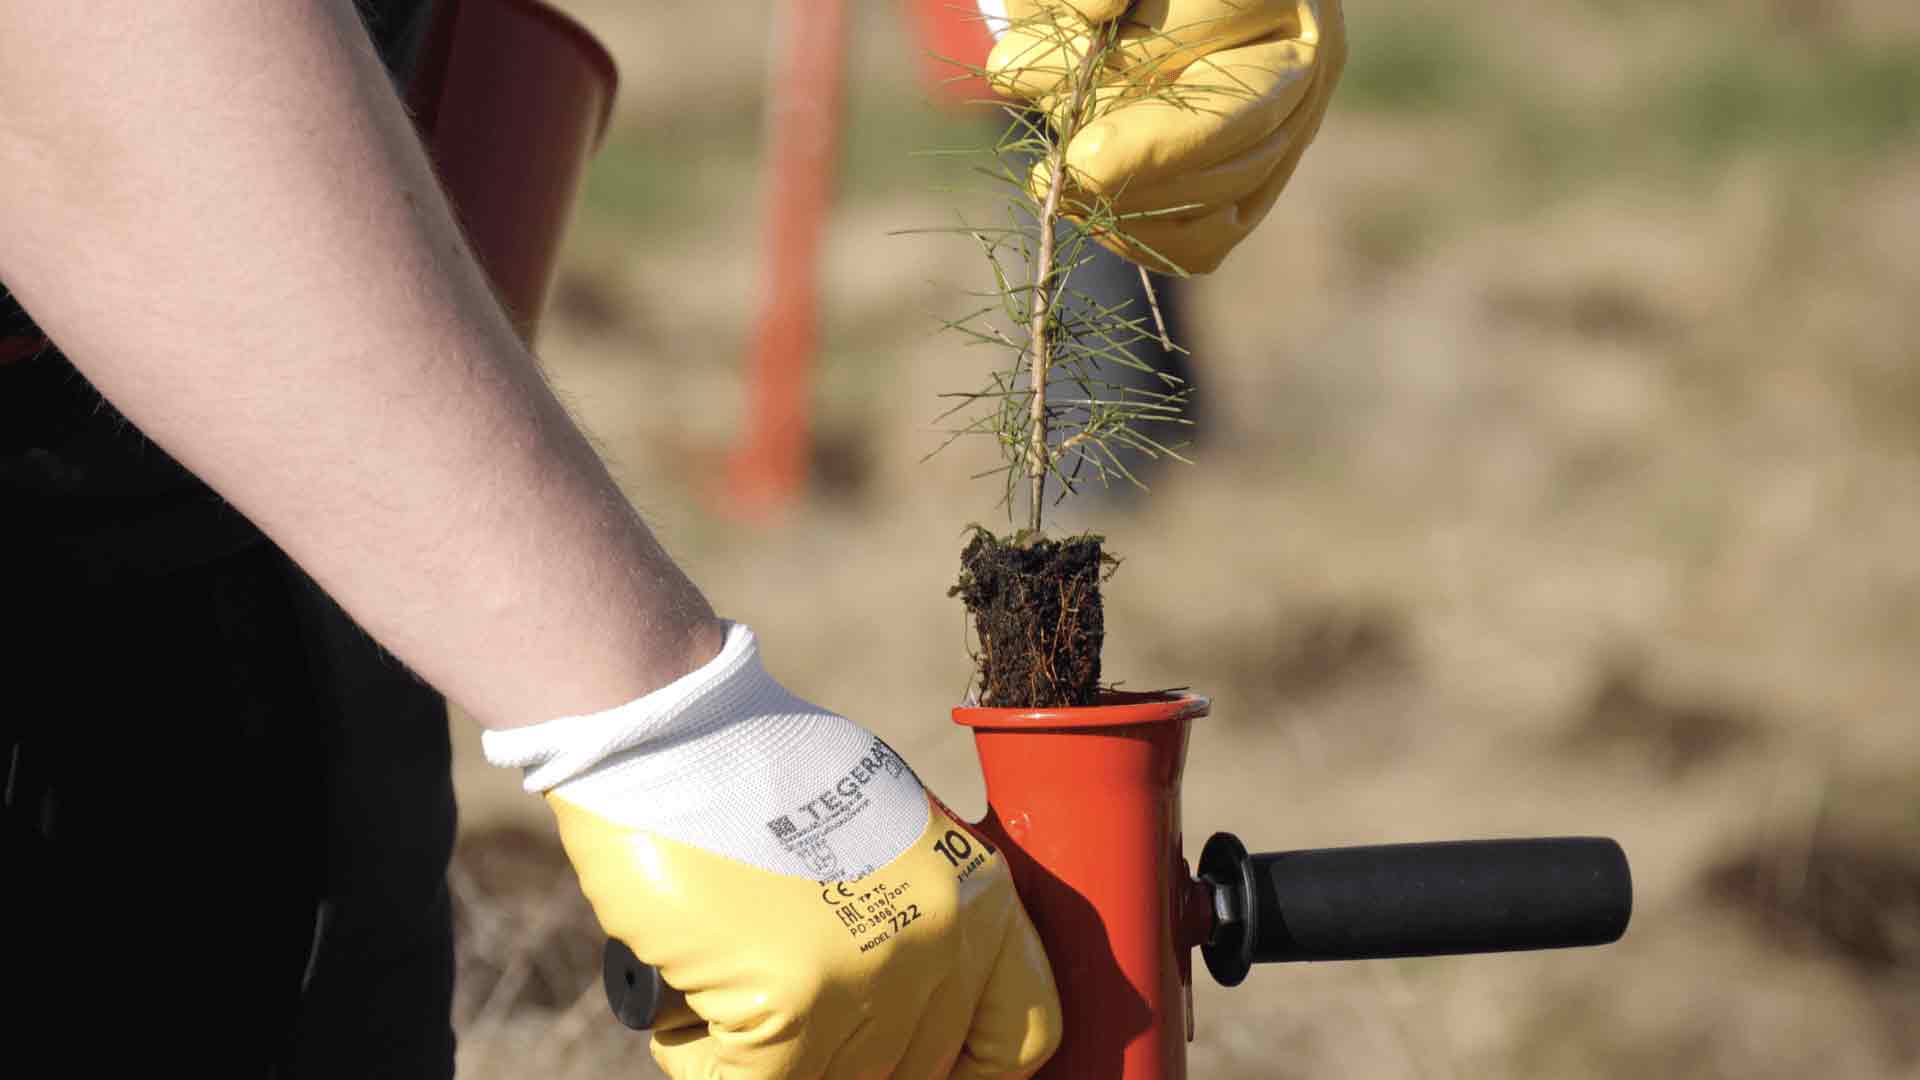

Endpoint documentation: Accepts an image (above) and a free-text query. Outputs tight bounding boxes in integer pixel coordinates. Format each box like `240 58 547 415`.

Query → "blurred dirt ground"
448 2 1920 1076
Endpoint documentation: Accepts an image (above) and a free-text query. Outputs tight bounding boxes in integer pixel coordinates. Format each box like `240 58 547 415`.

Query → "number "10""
933 829 974 867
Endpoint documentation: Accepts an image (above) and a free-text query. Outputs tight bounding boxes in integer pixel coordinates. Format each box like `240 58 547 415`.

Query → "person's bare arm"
0 2 721 728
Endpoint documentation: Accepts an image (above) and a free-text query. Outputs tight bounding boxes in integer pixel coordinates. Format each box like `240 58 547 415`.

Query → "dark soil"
950 530 1108 708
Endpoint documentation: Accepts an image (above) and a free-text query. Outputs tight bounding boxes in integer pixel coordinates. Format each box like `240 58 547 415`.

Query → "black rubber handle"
1199 834 1631 986
603 939 674 1031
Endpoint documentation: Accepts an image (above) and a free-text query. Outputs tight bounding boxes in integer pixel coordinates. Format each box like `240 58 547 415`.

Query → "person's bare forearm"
0 3 721 728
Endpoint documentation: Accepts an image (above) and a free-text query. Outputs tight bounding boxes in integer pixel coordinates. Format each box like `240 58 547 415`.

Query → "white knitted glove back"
482 621 929 881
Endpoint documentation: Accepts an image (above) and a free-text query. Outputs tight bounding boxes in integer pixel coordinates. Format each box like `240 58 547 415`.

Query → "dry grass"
450 1 1920 1075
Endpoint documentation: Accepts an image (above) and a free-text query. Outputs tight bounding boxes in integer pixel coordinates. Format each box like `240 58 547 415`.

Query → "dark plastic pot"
408 0 618 341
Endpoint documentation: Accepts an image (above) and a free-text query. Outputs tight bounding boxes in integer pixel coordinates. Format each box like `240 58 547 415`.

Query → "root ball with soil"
951 529 1113 708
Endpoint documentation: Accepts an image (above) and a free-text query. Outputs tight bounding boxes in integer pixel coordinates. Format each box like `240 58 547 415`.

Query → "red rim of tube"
953 691 1211 730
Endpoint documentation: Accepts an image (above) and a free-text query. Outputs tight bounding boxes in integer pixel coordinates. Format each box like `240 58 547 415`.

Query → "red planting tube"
955 692 1215 1079
952 693 1631 1079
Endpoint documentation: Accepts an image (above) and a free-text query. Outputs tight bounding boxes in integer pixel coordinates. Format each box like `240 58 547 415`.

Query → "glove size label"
936 827 995 905
933 829 987 875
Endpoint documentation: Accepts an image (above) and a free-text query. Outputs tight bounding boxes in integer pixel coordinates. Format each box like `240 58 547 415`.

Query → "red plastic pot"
955 692 1215 1080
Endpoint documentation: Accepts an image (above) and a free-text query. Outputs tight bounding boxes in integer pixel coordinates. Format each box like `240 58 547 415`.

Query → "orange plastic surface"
725 0 851 518
408 0 618 342
904 0 1001 107
956 692 1214 1079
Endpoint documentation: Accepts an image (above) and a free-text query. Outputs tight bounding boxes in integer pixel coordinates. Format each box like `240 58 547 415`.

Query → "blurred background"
447 1 1920 1075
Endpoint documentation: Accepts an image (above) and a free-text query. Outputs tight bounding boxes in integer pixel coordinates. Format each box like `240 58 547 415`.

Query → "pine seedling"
914 5 1259 707
910 4 1259 533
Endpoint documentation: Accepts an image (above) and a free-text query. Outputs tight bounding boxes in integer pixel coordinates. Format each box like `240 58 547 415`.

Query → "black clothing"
5 545 458 1077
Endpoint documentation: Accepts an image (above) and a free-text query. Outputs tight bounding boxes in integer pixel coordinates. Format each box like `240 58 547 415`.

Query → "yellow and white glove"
982 0 1347 273
484 622 1061 1079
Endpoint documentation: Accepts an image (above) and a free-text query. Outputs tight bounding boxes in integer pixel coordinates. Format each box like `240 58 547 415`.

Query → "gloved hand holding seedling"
937 0 1345 708
987 0 1346 274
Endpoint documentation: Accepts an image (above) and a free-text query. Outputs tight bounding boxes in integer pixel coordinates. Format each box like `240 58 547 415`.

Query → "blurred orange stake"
726 0 852 520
